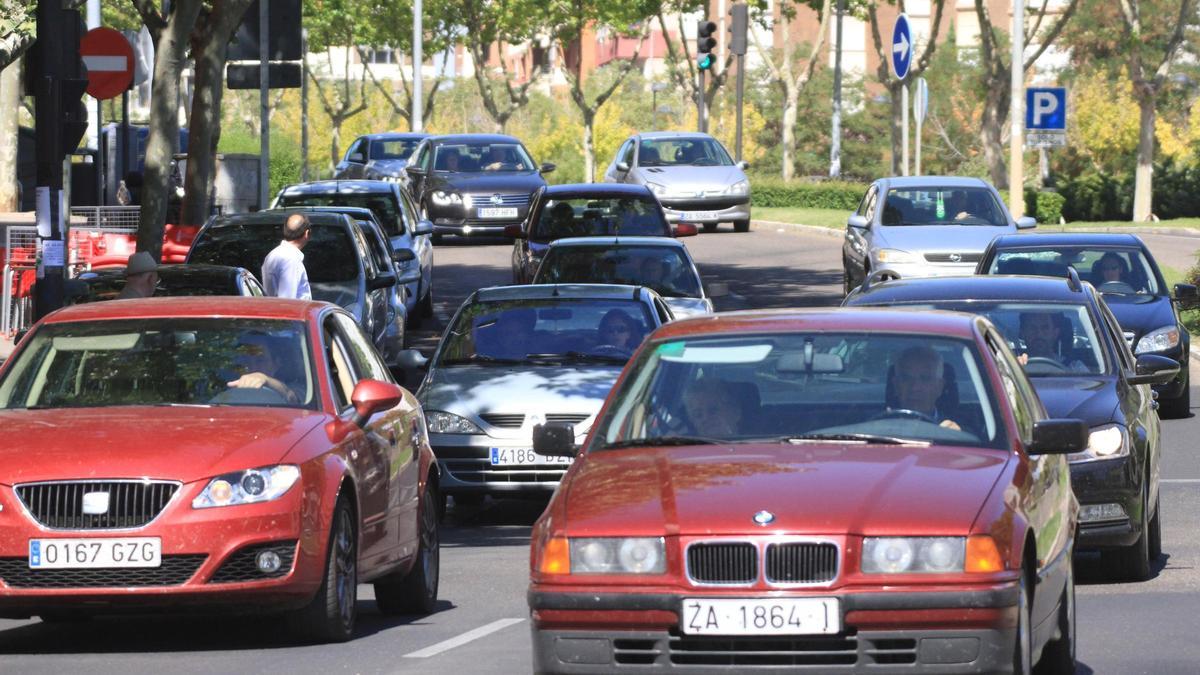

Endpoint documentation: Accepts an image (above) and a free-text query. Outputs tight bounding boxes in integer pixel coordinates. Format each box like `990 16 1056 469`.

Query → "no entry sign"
79 27 134 100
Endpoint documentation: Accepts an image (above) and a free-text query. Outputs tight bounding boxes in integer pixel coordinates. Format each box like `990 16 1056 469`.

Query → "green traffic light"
698 54 714 71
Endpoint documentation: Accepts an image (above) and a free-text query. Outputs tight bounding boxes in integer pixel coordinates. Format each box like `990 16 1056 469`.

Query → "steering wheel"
1022 356 1070 372
210 385 290 406
871 408 939 424
1098 280 1137 294
591 344 631 359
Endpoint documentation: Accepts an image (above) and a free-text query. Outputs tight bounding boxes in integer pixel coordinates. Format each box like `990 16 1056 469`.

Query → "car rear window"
190 222 359 283
531 197 669 241
276 194 402 238
534 245 701 299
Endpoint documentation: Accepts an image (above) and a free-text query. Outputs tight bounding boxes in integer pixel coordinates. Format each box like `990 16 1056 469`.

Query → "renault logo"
753 510 775 526
82 492 110 515
490 194 504 205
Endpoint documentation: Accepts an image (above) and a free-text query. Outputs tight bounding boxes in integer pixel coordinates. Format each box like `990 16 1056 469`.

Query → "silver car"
602 132 752 233
413 284 674 504
842 176 1036 295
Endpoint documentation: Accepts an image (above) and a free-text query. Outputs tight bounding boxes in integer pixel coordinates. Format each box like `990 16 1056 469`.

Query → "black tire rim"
421 489 440 599
334 506 357 629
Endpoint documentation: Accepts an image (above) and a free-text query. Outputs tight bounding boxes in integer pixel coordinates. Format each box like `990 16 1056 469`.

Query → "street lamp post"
651 82 668 130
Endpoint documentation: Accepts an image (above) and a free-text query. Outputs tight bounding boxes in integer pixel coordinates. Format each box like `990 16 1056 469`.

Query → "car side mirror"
1129 353 1180 386
368 272 397 291
533 422 577 458
348 153 365 163
349 379 404 427
1016 216 1037 230
672 223 698 237
504 224 526 239
539 162 557 174
847 214 869 229
406 166 426 177
737 160 749 170
1027 419 1088 455
705 281 730 298
395 349 429 372
1174 283 1198 308
616 161 631 173
392 248 417 263
413 219 434 236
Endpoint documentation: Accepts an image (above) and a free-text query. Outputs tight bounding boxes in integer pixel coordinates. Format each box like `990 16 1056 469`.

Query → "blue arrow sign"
1025 87 1066 130
892 14 912 81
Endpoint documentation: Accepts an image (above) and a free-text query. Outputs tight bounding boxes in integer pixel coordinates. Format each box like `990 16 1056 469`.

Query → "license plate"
683 211 719 221
478 207 518 219
29 537 162 569
680 597 840 636
489 447 572 466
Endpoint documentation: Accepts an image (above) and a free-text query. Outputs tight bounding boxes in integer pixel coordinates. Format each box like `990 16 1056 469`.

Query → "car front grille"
208 541 297 584
15 480 179 530
468 193 529 206
443 459 567 484
924 252 981 263
546 413 590 426
480 413 525 428
0 555 207 588
687 542 757 585
611 631 917 668
765 542 839 584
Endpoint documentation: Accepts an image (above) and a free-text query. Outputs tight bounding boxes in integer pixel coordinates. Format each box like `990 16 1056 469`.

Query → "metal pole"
915 88 922 176
87 0 101 205
34 0 65 320
301 28 309 182
901 83 909 176
698 70 706 133
412 0 423 132
830 0 844 178
120 90 129 187
735 54 744 161
1009 0 1024 217
258 0 270 210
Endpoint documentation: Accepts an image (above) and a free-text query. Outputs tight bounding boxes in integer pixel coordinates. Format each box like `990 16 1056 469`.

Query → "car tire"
733 219 751 233
419 284 434 319
702 223 718 233
1148 492 1163 561
1101 487 1152 582
1034 554 1075 674
1013 569 1033 675
374 485 440 616
452 493 484 509
842 267 853 297
1159 384 1189 419
289 495 357 643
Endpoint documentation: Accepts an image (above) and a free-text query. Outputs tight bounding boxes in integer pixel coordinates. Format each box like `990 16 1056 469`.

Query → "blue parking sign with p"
1026 88 1066 131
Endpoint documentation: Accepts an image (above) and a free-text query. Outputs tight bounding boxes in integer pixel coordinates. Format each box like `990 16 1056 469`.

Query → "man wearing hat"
118 251 159 299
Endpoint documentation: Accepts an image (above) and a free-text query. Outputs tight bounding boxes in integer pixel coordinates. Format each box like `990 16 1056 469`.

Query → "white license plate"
680 597 840 636
489 447 572 466
29 537 162 569
478 207 518 219
683 211 719 221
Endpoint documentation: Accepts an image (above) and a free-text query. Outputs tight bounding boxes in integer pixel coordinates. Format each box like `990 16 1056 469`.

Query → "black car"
334 132 428 180
507 183 692 284
66 264 264 304
404 134 555 240
846 273 1179 581
977 233 1198 418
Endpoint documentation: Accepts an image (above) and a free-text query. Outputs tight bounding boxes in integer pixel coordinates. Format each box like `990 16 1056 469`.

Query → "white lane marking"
403 617 526 658
82 55 128 72
1161 479 1200 484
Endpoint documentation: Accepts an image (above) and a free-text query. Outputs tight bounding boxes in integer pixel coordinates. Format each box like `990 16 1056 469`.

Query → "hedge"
999 188 1065 225
750 178 868 209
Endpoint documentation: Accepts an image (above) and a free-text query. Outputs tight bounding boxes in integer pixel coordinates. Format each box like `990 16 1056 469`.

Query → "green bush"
1058 172 1126 221
749 178 868 209
1035 191 1066 225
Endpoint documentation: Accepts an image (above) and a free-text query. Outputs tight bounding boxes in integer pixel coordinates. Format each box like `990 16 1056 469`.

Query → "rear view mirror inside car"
777 352 845 375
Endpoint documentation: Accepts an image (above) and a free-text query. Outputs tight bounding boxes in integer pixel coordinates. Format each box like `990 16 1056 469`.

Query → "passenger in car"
890 346 961 431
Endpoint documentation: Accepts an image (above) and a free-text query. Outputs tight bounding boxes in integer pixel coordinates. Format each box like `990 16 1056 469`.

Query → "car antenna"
1066 266 1082 292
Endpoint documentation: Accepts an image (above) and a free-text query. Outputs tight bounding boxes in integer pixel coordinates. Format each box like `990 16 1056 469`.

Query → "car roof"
548 236 684 248
650 307 984 341
542 183 655 198
636 131 715 141
265 205 378 221
471 284 652 303
361 132 429 141
278 180 396 196
988 233 1143 248
879 176 992 189
206 211 350 228
847 275 1091 304
41 297 327 325
78 264 244 282
425 133 522 144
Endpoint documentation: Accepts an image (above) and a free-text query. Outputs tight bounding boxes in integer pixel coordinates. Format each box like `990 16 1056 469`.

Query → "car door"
397 185 432 300
845 184 878 285
515 187 547 283
605 139 632 183
337 139 367 179
330 311 420 567
349 222 389 349
408 142 433 207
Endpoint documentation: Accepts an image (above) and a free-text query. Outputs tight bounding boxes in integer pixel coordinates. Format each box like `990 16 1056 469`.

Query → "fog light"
1079 503 1128 523
256 550 283 573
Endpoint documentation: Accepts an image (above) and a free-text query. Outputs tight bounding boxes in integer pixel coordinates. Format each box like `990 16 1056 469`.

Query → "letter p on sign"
1025 87 1066 131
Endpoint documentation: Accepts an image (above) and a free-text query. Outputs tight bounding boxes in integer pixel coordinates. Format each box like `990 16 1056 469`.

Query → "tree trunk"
1132 90 1156 221
330 118 343 169
137 2 203 258
582 111 596 183
781 86 799 182
0 57 20 211
979 79 1010 188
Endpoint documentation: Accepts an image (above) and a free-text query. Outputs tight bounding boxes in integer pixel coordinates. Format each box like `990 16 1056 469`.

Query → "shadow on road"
1075 551 1174 585
440 496 546 550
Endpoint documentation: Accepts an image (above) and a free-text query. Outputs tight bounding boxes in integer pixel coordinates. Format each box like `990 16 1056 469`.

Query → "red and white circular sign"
79 27 135 100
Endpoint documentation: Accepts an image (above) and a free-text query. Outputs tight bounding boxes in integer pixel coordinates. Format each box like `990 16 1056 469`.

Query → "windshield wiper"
778 433 931 447
526 351 627 364
601 435 726 450
440 354 525 366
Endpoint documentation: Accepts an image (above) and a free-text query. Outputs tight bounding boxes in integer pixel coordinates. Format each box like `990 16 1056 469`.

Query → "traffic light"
729 4 748 56
60 8 89 153
697 20 717 71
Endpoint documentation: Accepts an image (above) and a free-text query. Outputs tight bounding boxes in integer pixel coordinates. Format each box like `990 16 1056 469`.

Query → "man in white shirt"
262 214 312 300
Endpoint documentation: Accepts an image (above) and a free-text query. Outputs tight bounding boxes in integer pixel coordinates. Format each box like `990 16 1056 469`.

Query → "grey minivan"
841 176 1036 295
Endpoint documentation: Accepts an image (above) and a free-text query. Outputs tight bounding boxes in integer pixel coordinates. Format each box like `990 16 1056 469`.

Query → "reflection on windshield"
532 198 668 240
882 187 1006 227
989 248 1161 296
592 333 1007 450
0 319 316 410
534 246 701 298
438 299 655 366
638 138 732 167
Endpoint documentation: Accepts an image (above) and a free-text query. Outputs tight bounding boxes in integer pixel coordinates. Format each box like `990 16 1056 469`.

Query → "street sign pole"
830 0 844 178
413 0 423 132
300 29 309 182
1009 0 1024 217
891 14 911 177
258 0 269 210
914 77 927 175
33 0 66 321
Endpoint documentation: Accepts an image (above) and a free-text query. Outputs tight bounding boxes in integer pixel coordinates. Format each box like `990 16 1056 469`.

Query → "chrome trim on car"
684 537 842 589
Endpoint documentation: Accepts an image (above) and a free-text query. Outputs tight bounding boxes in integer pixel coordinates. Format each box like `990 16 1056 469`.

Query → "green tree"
0 0 33 72
449 0 547 132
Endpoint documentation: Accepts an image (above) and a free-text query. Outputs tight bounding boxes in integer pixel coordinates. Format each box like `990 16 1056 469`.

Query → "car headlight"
862 537 965 573
874 248 918 264
193 465 300 509
431 191 463 206
727 180 749 195
425 410 484 434
1069 424 1129 463
569 537 666 574
1135 326 1180 354
645 182 668 197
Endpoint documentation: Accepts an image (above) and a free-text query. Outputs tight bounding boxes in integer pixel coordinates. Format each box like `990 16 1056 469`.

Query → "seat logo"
82 492 110 515
490 194 504 205
753 510 775 526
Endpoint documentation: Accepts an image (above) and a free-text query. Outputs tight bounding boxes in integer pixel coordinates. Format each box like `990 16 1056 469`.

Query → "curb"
751 219 843 238
752 220 1200 239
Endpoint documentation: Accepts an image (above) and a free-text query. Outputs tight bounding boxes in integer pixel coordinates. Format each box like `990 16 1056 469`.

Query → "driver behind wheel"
596 309 642 356
891 346 961 431
1092 251 1131 287
227 332 300 404
1016 312 1088 372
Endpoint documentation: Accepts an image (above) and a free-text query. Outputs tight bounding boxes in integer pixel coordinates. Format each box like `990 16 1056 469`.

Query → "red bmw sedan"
528 309 1084 673
0 298 440 642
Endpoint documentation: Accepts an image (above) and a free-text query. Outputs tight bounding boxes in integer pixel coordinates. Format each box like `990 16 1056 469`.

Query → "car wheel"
289 495 357 643
842 267 853 298
1148 492 1162 561
1159 383 1189 419
1101 487 1151 581
1034 553 1075 674
702 223 718 233
733 219 751 233
419 284 434 319
1013 569 1033 675
452 493 484 509
374 484 441 615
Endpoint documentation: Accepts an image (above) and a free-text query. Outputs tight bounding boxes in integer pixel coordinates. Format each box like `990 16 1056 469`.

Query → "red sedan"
528 309 1084 673
0 298 440 642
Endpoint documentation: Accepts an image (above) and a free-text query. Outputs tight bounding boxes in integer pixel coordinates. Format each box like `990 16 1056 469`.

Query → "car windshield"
437 298 656 366
638 138 732 167
533 246 702 299
986 247 1162 296
433 142 535 173
189 222 359 284
369 139 420 160
0 319 316 410
883 187 1007 227
274 195 402 238
531 197 669 241
892 301 1108 376
591 333 1006 450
